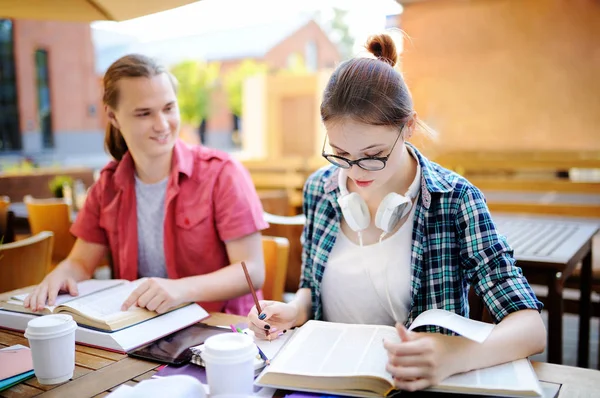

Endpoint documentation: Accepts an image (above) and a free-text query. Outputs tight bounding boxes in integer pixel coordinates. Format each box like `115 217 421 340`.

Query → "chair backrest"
0 231 54 293
24 195 75 262
263 212 305 293
468 286 494 324
262 236 290 302
0 196 14 243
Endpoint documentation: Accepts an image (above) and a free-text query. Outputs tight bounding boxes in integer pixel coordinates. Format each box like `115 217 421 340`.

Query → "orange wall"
400 0 600 152
13 20 100 134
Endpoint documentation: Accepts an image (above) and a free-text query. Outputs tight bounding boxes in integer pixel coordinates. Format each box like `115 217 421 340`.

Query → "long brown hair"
320 33 415 131
102 54 172 161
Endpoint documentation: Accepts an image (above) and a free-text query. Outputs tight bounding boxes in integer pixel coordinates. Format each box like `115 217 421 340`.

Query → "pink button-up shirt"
70 140 268 314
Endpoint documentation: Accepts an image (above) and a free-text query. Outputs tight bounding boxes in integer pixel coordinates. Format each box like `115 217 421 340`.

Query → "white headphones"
337 166 420 235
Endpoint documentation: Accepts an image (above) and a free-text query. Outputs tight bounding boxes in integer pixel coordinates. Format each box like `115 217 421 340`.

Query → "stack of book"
0 279 209 353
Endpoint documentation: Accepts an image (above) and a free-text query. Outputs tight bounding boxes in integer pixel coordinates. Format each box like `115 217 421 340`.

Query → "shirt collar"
112 139 194 189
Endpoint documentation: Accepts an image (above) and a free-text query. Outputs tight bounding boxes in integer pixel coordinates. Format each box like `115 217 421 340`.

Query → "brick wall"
13 20 102 155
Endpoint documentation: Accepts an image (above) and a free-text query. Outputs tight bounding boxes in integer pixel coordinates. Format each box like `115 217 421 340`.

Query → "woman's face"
108 73 180 161
325 119 406 193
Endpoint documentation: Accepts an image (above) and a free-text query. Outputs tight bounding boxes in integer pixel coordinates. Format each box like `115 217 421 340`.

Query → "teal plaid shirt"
299 144 542 331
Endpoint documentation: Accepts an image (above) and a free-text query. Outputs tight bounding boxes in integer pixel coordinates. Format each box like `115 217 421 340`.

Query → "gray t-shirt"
135 176 168 278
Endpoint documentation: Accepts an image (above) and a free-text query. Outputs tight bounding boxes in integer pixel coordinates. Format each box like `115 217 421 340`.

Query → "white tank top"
321 195 418 326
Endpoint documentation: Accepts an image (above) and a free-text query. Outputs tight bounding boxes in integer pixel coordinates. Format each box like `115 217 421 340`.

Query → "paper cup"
24 314 77 385
201 333 257 396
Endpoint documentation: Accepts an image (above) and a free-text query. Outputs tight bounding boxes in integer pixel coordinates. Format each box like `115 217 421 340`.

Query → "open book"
1 279 189 332
255 309 543 397
0 304 209 353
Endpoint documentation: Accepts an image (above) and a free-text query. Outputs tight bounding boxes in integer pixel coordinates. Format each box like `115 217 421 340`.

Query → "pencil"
256 345 271 366
241 261 269 338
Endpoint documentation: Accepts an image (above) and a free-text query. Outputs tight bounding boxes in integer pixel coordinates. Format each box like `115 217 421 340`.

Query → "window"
35 49 53 148
0 19 21 151
305 40 318 72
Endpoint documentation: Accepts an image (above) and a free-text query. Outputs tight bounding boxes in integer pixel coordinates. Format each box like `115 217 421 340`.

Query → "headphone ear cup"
375 193 412 233
338 192 371 232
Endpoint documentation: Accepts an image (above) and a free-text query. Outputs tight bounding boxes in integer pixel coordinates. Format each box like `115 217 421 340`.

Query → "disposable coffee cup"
24 314 77 385
201 332 257 396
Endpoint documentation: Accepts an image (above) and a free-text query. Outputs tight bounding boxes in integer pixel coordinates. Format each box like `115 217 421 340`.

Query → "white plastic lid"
24 314 77 340
202 333 257 365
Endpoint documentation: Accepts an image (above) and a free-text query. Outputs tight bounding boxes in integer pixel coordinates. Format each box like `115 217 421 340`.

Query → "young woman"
25 54 268 316
248 34 546 391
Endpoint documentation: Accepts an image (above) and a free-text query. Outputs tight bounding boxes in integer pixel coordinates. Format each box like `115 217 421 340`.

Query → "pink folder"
0 347 33 380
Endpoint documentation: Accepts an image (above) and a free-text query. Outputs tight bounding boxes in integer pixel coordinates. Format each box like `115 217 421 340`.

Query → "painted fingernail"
258 313 266 320
264 324 271 330
283 330 287 334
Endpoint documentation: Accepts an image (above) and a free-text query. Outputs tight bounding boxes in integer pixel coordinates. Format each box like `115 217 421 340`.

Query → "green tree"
331 8 354 60
315 8 354 61
223 60 268 118
170 60 220 142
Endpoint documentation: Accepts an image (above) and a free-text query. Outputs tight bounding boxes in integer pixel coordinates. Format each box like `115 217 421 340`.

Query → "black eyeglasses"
321 131 403 171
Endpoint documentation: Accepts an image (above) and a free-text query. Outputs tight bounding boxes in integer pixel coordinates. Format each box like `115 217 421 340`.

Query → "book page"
59 279 147 322
10 279 127 312
267 321 398 383
430 358 543 396
408 309 495 343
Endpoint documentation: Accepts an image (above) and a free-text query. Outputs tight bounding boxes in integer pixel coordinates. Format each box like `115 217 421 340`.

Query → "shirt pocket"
175 209 210 231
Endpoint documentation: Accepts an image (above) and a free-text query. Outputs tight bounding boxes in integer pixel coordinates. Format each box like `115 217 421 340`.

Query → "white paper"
11 279 127 311
0 344 28 352
107 375 206 398
265 320 398 383
408 308 495 343
430 358 543 397
61 279 146 322
254 328 295 360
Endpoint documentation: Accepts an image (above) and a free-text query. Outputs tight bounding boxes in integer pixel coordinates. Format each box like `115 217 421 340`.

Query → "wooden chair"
263 212 305 294
468 287 494 323
262 236 290 302
0 231 54 293
0 196 15 243
24 195 75 265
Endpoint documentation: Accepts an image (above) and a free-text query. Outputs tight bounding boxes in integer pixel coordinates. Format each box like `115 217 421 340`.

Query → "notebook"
0 344 33 380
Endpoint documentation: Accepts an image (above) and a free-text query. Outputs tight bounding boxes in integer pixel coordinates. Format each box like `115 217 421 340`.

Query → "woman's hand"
121 278 188 314
24 269 80 312
384 324 463 392
247 300 299 340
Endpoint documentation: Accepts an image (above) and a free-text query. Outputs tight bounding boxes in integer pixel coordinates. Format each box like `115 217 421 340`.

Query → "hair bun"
366 34 398 67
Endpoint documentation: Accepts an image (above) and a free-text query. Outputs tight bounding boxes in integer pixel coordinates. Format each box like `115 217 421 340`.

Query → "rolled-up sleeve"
456 185 543 323
213 159 268 242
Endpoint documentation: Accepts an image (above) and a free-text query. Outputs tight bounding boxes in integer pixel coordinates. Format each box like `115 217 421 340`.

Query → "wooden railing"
0 167 95 202
242 157 327 214
431 151 600 218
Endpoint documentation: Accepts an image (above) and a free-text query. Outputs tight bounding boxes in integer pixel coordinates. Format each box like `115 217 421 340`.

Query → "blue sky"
91 0 403 53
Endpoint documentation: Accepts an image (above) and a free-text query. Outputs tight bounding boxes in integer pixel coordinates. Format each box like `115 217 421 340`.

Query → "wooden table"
2 313 600 397
493 214 599 367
